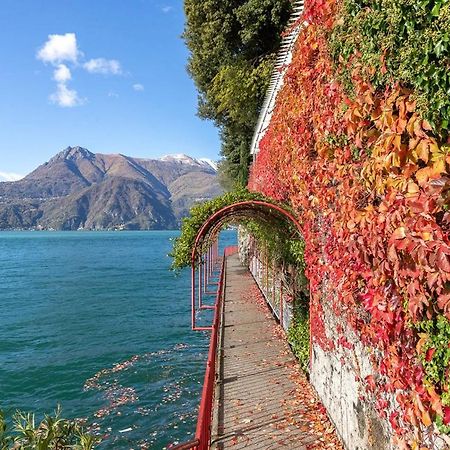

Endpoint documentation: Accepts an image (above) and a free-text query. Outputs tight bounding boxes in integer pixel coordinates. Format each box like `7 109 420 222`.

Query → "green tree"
183 0 292 187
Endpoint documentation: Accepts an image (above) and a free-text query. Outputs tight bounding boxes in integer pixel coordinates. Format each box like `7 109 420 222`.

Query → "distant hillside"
0 147 223 230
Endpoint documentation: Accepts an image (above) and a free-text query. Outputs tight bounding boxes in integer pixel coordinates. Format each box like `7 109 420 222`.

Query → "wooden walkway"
211 254 340 449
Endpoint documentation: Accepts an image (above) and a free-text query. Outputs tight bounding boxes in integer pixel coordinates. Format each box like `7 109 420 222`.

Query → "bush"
0 407 97 450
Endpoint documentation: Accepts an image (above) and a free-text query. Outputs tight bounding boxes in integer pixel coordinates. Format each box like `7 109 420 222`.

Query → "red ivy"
248 0 450 445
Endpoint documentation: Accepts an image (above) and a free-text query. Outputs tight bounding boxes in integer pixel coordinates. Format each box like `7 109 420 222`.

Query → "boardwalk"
211 254 341 449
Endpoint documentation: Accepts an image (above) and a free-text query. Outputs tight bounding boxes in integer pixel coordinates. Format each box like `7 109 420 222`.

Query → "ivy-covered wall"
249 0 450 448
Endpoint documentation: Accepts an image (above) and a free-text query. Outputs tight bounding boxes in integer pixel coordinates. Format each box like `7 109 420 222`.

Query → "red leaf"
365 374 376 391
437 247 450 272
389 411 401 433
425 348 435 362
444 407 450 425
427 272 439 289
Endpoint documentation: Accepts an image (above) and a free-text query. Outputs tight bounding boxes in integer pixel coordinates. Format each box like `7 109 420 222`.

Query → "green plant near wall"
414 314 450 432
243 219 306 267
243 219 309 298
288 300 310 373
329 0 450 137
0 407 97 449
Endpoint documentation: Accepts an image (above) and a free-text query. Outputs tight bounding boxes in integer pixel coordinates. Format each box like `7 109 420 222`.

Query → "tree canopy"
183 0 292 187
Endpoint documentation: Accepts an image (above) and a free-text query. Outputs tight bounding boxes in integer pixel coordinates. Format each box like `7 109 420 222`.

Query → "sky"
0 0 221 181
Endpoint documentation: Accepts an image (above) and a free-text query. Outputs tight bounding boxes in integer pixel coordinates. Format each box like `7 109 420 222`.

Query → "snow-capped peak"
199 158 218 171
159 154 218 171
160 153 197 164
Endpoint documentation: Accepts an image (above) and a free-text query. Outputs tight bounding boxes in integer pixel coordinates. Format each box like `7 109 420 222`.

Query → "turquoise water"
0 230 236 448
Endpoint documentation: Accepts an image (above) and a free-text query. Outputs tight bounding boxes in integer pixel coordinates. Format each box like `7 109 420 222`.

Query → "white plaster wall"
311 342 393 450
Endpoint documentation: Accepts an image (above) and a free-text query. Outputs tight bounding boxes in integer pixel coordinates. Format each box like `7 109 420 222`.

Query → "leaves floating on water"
81 343 207 447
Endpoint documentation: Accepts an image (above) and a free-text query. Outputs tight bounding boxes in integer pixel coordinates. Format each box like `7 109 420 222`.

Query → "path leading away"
211 254 342 449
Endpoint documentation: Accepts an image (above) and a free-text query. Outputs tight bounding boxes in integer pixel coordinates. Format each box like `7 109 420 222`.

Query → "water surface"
0 230 235 448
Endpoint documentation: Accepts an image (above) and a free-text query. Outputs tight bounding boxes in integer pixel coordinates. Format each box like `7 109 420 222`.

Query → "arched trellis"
190 200 303 330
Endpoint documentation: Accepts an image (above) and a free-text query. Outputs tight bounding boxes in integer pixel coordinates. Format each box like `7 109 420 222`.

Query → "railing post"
280 279 284 330
258 251 261 284
265 251 269 298
272 263 275 313
208 246 211 288
203 253 207 294
192 264 196 330
198 261 203 309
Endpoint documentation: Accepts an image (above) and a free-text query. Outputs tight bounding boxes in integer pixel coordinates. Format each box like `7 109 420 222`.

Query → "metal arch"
197 210 283 255
191 200 303 265
190 200 303 331
198 210 294 256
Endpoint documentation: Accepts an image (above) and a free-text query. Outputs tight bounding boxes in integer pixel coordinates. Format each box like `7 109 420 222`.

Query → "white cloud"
133 83 144 91
50 83 85 108
53 64 71 82
108 91 119 98
83 58 122 75
0 171 24 182
162 6 173 13
37 33 123 108
37 33 80 64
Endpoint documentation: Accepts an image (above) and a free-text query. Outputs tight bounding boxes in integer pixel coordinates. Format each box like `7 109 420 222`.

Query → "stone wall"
309 292 394 449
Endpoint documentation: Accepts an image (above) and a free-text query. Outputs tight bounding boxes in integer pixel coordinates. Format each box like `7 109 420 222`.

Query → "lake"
0 230 236 448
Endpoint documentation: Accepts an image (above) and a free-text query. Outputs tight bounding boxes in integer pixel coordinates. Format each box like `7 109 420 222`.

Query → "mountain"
0 147 223 230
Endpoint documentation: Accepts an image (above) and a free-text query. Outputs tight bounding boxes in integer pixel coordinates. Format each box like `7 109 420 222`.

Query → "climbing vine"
249 0 450 446
329 0 450 137
170 189 303 271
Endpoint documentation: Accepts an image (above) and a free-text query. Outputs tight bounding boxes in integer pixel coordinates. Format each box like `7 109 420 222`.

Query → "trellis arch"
190 200 303 330
191 200 303 262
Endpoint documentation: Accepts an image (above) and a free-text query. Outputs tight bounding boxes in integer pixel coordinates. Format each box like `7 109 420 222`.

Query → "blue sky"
0 0 221 180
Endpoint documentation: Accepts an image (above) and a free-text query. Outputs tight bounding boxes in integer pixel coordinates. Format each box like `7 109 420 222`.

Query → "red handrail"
171 247 232 450
170 439 200 450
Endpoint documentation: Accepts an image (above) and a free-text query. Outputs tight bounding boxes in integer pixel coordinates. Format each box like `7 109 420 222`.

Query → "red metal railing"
248 244 291 330
248 242 313 370
172 246 236 450
191 239 222 331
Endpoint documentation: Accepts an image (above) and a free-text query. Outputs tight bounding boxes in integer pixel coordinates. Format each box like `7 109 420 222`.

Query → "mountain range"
0 146 222 230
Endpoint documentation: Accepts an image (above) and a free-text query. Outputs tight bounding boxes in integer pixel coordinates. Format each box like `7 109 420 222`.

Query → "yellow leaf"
432 158 446 175
384 151 401 168
407 181 420 195
422 232 432 241
429 141 441 154
416 167 432 185
392 226 406 240
421 410 432 427
393 134 402 150
353 108 363 118
407 115 417 135
416 334 427 354
415 139 429 163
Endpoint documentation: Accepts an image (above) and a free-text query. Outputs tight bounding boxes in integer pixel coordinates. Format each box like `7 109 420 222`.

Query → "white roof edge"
250 1 306 156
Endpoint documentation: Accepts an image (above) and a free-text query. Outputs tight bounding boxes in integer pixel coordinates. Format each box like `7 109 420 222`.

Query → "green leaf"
431 3 441 16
